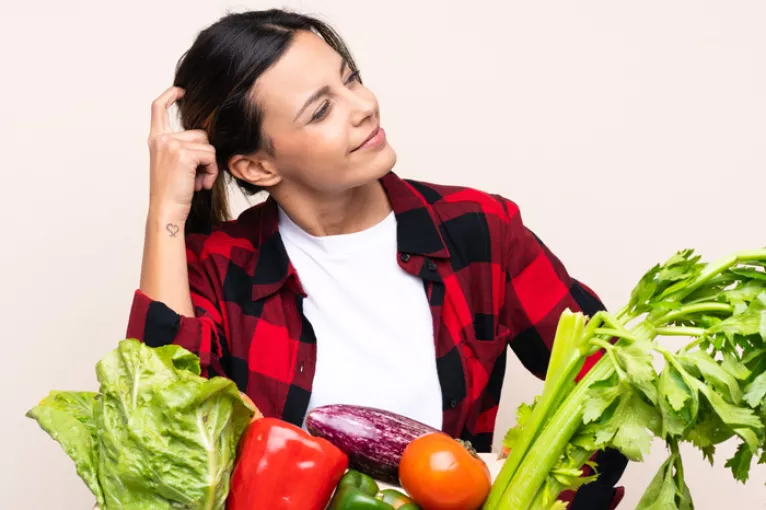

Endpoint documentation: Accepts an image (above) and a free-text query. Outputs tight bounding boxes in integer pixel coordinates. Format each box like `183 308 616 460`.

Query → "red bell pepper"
227 417 349 510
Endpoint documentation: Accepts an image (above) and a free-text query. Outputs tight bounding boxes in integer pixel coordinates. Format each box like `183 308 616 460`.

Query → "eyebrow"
294 60 349 121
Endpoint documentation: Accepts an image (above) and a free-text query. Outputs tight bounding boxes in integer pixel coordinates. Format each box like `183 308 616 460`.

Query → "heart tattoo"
166 223 180 238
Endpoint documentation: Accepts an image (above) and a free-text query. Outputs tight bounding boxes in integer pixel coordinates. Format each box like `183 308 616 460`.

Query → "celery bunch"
483 248 766 510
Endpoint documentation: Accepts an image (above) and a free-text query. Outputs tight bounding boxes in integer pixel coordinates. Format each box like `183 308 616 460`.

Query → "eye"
311 100 332 122
345 70 362 85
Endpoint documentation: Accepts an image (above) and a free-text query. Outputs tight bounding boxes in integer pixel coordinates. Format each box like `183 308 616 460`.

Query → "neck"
271 179 392 237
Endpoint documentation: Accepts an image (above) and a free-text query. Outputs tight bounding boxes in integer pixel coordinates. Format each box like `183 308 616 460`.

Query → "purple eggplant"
305 404 439 484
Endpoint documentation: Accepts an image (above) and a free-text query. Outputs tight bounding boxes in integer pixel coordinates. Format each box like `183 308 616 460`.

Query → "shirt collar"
249 171 450 301
380 171 450 260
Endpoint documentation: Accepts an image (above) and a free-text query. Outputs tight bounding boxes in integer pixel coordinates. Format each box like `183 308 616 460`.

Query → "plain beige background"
2 0 764 508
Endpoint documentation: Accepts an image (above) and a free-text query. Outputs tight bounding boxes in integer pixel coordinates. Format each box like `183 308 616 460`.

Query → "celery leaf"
503 398 537 452
635 454 679 509
582 374 622 424
724 442 754 483
595 390 659 461
678 350 742 404
658 364 697 438
722 351 751 381
636 452 695 510
615 339 659 404
744 371 766 408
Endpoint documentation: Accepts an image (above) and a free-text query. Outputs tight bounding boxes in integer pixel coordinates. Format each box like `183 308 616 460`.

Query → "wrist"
147 203 189 225
146 206 188 240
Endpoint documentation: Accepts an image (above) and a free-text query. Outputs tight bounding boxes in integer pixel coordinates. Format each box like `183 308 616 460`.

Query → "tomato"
398 432 491 510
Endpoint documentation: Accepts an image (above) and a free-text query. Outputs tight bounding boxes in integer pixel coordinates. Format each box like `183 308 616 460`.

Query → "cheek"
312 123 350 162
286 124 349 169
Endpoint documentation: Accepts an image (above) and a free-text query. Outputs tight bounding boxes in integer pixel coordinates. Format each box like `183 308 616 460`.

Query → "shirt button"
450 399 458 408
427 260 437 272
299 362 304 374
400 253 411 263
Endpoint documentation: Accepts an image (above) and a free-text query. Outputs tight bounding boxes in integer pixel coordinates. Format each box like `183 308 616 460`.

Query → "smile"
352 126 386 152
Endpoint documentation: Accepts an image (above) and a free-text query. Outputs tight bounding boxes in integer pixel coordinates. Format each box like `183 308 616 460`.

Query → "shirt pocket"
464 323 511 365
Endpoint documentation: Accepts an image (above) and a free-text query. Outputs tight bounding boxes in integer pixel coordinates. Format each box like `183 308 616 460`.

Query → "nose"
348 89 377 127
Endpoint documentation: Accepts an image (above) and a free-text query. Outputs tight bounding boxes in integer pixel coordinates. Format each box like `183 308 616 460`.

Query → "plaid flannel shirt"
126 171 627 508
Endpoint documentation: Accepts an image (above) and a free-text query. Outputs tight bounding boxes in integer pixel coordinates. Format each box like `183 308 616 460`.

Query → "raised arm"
498 198 627 510
127 86 225 376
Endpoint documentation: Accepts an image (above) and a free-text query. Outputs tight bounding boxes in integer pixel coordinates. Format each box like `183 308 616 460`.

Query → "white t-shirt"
278 207 444 430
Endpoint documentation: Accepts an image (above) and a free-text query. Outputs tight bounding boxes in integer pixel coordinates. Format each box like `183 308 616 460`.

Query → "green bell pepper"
337 470 380 497
328 485 393 510
328 470 422 510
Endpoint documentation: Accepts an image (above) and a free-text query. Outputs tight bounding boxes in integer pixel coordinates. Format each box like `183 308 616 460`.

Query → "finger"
171 129 210 143
150 86 185 136
179 141 215 153
189 150 220 191
201 169 219 190
188 148 218 172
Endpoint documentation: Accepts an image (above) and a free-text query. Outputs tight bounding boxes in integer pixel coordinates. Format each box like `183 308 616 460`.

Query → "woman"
127 9 627 509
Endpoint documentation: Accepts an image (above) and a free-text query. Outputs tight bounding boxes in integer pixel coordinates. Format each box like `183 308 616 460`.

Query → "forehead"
254 30 343 118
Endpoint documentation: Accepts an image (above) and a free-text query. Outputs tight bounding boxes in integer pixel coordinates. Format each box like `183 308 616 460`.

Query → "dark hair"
173 9 360 235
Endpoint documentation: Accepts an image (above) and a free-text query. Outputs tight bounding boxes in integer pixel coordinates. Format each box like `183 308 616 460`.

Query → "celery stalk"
544 310 586 385
497 359 613 509
483 248 766 510
483 312 587 510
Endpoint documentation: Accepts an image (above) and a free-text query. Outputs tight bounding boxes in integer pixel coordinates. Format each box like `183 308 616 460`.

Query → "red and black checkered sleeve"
498 197 627 510
125 238 225 376
499 199 606 379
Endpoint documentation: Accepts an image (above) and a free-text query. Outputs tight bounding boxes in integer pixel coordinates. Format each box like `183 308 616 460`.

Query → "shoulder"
401 178 531 270
403 177 523 227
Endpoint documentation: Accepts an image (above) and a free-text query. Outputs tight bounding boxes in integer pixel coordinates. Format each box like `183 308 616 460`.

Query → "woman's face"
248 30 397 195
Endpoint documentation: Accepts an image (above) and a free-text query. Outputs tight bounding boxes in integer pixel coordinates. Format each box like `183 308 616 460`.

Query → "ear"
228 153 282 188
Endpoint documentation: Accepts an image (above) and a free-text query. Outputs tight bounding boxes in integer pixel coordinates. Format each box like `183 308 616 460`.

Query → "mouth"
351 125 385 152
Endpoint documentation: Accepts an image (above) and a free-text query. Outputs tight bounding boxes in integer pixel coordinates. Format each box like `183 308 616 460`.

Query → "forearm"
139 208 194 317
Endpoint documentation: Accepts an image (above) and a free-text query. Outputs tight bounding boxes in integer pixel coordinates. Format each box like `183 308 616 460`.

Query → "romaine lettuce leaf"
27 339 254 510
26 391 103 505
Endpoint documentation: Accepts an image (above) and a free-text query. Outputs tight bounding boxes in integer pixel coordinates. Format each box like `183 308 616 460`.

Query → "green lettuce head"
27 339 254 509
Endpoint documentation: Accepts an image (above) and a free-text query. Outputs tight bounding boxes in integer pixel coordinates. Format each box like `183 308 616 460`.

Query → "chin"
381 144 397 172
374 142 398 177
349 144 397 188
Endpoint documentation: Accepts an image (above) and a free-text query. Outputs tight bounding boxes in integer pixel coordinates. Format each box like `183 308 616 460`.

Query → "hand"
240 392 264 422
147 86 219 222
